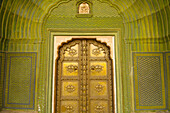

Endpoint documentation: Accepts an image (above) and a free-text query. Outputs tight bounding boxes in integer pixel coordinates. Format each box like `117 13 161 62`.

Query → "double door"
56 39 113 113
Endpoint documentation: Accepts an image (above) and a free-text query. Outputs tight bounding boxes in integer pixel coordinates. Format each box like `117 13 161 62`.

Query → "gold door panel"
61 81 79 97
90 80 108 97
62 62 79 76
56 39 113 113
90 101 109 113
64 44 79 57
90 44 106 57
61 101 79 113
90 61 107 76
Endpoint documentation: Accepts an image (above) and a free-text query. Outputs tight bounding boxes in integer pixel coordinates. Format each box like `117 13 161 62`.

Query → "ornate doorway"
56 39 114 113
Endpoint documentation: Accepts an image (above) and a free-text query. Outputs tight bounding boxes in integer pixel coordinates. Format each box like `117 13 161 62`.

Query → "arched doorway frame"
46 28 122 113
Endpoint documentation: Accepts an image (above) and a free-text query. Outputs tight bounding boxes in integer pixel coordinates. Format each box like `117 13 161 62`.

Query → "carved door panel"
56 39 113 113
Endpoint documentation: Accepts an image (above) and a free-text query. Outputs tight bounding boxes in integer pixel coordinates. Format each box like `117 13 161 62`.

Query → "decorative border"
0 55 2 83
133 52 166 110
3 52 37 109
0 52 5 109
169 56 170 110
7 56 32 105
0 56 2 79
165 52 170 110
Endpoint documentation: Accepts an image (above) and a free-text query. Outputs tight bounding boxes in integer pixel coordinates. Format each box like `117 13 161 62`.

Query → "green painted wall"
45 0 122 29
3 53 36 109
0 0 169 113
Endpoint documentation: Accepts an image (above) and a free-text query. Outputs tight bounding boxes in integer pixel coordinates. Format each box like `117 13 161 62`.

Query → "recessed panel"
62 62 78 76
4 53 36 109
90 80 108 97
90 44 105 57
90 61 107 76
62 81 79 97
133 53 166 110
0 53 5 109
166 53 170 110
90 100 108 113
61 101 79 113
64 44 78 57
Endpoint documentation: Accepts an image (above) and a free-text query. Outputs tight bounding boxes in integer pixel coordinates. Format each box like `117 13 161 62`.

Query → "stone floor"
0 110 38 113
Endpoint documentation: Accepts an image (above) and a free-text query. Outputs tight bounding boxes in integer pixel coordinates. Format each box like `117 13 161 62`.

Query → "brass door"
56 39 113 113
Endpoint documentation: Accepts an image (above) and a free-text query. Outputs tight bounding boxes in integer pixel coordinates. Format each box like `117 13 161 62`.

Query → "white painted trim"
112 36 117 113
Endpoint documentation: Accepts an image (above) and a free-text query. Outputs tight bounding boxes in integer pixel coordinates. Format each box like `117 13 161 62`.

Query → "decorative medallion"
95 84 104 92
66 85 75 93
92 48 101 56
65 47 77 57
95 105 105 113
66 65 78 73
65 105 74 112
92 47 105 56
91 65 104 72
68 49 77 56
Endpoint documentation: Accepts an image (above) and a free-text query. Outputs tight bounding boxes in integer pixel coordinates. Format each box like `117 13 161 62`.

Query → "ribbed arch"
0 0 169 49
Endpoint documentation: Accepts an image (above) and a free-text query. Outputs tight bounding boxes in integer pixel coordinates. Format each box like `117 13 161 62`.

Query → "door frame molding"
46 28 123 113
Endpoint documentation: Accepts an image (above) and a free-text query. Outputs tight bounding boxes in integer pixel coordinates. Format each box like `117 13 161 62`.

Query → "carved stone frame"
47 28 122 113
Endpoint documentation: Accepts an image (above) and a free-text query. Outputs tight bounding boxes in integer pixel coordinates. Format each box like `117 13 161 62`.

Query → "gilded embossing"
90 44 106 57
90 62 107 76
69 49 77 56
65 105 74 112
66 65 78 73
62 82 78 96
65 48 77 57
90 81 108 97
61 101 78 113
66 85 75 93
95 105 105 113
91 65 104 72
63 62 78 76
92 48 101 56
95 84 104 92
90 101 108 113
64 44 78 57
